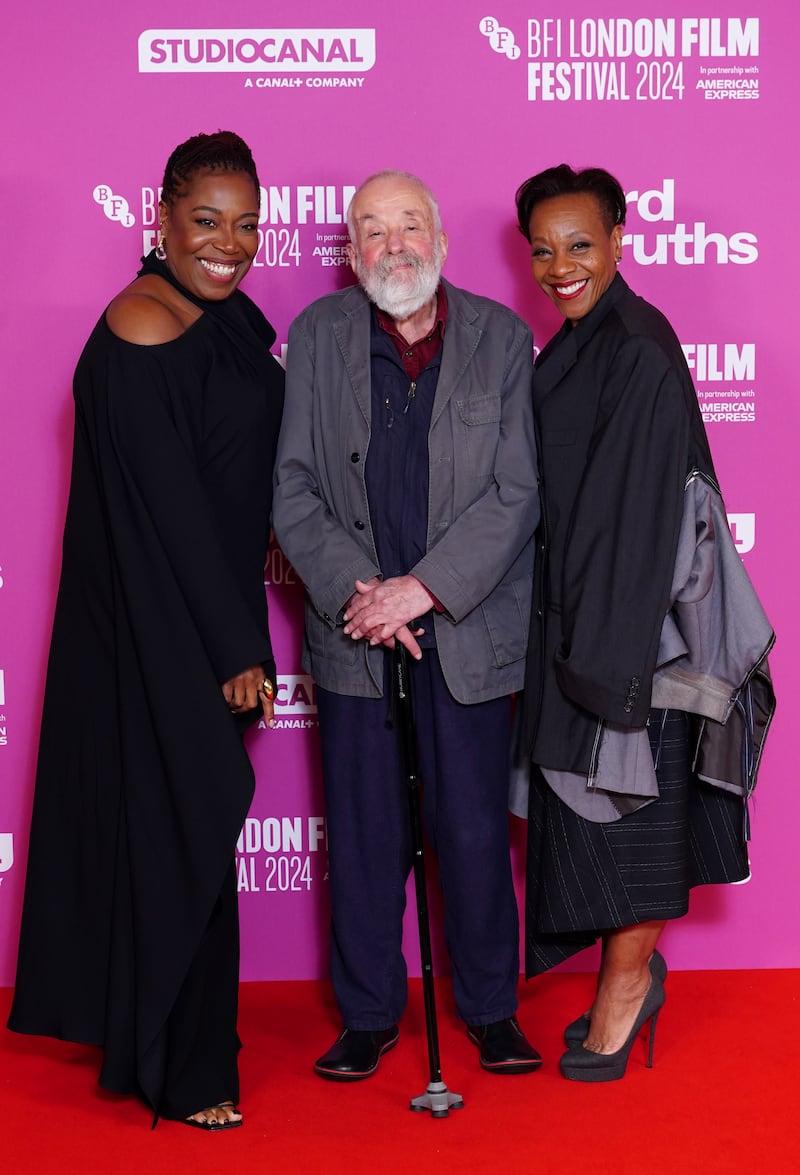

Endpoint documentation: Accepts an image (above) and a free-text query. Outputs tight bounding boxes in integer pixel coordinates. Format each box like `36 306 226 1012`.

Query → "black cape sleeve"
555 334 690 727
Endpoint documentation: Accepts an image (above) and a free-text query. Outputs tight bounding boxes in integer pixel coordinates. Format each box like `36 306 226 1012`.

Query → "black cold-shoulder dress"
8 252 285 1120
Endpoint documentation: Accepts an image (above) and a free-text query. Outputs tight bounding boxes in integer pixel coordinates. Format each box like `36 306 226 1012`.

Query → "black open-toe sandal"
183 1101 242 1131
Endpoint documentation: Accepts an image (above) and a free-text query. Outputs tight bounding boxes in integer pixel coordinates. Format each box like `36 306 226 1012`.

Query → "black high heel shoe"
563 948 667 1048
559 971 666 1083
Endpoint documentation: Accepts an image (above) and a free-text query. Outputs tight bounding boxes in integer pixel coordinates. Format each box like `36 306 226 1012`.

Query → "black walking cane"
392 643 464 1117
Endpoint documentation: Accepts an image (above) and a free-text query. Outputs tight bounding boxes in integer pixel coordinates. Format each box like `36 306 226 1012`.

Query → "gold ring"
260 677 275 701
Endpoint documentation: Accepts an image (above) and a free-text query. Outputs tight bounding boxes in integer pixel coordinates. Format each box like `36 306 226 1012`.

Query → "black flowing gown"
8 252 285 1119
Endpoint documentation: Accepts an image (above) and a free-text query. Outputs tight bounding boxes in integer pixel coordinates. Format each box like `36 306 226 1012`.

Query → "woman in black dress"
514 164 774 1082
9 132 285 1128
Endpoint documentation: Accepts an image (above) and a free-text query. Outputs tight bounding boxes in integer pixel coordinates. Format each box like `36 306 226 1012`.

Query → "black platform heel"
559 970 666 1083
563 948 667 1048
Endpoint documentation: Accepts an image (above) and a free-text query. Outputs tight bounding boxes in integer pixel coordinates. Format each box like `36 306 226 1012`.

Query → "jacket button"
350 452 360 463
354 520 365 530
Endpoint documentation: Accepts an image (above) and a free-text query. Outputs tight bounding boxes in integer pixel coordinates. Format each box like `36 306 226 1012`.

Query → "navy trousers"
316 649 520 1030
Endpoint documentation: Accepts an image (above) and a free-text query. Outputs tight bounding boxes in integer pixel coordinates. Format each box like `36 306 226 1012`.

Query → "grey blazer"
272 278 539 703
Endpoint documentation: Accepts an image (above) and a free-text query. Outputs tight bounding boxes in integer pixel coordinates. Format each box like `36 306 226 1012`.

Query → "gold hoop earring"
155 232 167 261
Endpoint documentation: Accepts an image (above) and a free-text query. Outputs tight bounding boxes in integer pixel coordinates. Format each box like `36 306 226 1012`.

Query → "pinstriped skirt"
525 708 750 977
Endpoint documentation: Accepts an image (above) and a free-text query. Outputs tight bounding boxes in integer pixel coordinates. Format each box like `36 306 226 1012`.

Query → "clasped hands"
219 575 431 717
342 575 435 660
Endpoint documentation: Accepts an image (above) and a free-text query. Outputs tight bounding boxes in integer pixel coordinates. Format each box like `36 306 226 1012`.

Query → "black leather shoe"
314 1026 399 1082
467 1016 542 1074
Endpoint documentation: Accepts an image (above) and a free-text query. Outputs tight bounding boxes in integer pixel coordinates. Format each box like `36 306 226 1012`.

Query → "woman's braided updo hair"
160 130 260 206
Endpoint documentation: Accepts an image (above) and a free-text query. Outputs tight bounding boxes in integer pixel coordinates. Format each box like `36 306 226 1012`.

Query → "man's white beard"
356 245 442 320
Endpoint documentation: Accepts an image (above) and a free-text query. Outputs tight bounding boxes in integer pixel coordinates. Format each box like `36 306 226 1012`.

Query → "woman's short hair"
515 164 627 240
161 131 260 206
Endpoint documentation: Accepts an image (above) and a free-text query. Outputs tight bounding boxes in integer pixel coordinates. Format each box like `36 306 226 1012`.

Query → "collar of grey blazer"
332 277 484 430
534 272 628 395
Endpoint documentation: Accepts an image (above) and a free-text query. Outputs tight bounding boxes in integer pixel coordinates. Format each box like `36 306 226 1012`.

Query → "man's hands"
220 577 435 718
342 575 437 660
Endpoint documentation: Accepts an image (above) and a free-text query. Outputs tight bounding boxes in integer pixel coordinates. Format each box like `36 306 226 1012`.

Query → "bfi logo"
93 185 135 227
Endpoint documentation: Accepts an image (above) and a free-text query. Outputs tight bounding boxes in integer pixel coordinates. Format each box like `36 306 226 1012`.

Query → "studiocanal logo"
260 674 318 731
138 28 376 84
479 15 760 102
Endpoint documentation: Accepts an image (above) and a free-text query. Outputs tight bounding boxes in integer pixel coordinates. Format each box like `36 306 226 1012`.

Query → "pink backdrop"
1 2 796 983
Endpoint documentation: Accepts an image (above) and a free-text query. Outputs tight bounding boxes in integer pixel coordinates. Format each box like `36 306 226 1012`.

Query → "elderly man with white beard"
273 171 541 1081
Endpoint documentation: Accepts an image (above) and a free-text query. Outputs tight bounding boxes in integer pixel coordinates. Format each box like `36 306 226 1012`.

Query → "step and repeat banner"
1 2 796 982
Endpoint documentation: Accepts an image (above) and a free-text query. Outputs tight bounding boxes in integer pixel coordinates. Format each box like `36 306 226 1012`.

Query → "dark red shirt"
375 283 448 380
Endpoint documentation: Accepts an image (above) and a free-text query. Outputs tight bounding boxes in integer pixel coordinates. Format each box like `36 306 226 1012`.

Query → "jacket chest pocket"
457 393 502 477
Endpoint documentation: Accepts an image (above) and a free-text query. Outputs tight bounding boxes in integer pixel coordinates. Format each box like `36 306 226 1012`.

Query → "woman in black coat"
515 164 771 1082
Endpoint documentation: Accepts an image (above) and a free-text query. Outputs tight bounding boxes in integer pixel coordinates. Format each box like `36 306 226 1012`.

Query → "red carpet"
2 971 798 1174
